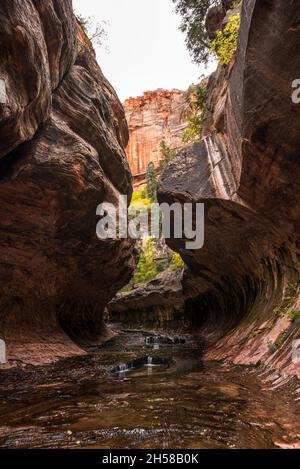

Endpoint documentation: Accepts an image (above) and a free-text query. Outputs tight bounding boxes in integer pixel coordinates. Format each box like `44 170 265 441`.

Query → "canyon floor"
0 326 299 449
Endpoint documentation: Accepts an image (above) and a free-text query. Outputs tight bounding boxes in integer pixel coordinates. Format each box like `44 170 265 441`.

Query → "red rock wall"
123 89 187 190
0 0 135 363
158 0 300 381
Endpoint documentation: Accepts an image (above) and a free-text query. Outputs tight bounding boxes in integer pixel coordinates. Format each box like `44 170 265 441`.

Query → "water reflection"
0 329 299 449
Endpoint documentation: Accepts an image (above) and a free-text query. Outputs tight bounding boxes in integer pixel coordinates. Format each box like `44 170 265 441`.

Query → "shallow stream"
0 328 299 449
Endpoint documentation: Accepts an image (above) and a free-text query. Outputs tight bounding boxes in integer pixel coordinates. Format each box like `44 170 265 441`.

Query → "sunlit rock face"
0 0 135 363
158 0 300 378
123 89 188 190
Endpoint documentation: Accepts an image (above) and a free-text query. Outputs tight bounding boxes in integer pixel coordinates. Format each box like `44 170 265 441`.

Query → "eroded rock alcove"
158 0 300 379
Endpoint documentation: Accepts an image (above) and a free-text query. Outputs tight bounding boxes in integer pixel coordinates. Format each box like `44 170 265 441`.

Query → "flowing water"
0 328 300 449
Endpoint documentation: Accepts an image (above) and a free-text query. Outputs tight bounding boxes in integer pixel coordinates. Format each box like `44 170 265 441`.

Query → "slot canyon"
0 0 300 451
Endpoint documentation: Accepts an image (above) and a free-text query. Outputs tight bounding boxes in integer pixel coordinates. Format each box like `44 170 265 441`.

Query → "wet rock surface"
0 328 299 449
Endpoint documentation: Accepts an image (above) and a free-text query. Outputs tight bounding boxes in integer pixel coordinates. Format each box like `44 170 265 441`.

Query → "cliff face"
0 0 135 363
158 0 300 379
108 271 185 329
123 89 187 190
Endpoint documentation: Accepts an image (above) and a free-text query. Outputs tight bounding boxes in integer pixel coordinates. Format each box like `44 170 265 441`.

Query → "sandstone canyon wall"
159 0 300 380
123 89 188 190
0 0 135 363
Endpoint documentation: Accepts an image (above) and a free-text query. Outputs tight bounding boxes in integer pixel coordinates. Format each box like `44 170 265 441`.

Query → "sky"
73 0 216 102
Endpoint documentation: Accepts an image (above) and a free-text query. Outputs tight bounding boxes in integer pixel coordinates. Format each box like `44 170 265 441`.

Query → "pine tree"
146 162 158 202
158 140 176 173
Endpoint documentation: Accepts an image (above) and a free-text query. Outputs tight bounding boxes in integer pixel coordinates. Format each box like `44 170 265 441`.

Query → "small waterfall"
153 336 160 350
0 339 6 365
117 363 129 373
146 356 153 367
145 336 160 350
145 337 151 346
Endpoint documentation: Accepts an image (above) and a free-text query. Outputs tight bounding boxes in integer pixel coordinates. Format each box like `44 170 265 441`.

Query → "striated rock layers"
158 0 300 379
108 271 185 329
0 0 135 363
123 89 187 190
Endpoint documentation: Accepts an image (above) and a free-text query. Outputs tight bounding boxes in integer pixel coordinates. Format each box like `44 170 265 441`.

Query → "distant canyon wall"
123 89 188 190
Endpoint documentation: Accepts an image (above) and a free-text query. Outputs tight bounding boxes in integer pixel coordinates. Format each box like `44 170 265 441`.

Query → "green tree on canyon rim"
174 0 241 142
172 0 240 65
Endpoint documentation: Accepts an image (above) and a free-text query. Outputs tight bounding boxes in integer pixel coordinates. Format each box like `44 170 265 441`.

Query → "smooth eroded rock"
108 271 185 329
0 0 135 363
158 0 300 379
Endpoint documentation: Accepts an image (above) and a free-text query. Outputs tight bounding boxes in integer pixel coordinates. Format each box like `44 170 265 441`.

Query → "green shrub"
171 252 185 270
288 310 300 322
132 238 158 285
158 141 176 173
130 189 151 209
267 339 276 354
182 83 207 144
182 116 203 143
146 162 158 202
274 332 288 349
231 0 242 6
267 332 288 354
273 306 285 319
273 282 299 319
210 14 240 66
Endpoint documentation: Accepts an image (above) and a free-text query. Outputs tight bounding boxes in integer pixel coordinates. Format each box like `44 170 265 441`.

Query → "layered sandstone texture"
123 89 187 190
158 0 300 380
0 0 135 363
108 271 185 329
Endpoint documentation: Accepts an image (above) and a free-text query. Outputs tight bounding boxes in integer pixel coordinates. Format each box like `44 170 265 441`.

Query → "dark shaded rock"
145 335 185 346
108 271 186 329
0 0 77 158
206 5 226 40
222 0 235 9
158 0 300 378
111 356 171 374
206 1 238 40
0 1 135 363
